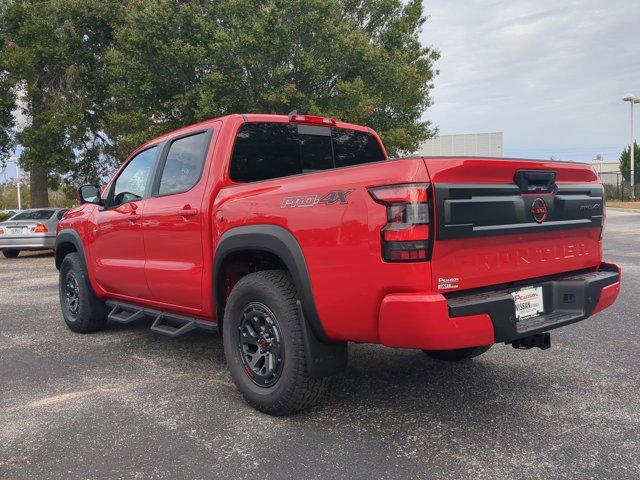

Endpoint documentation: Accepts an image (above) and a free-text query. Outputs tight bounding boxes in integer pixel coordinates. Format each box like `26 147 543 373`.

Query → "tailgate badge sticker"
281 189 354 208
438 277 460 290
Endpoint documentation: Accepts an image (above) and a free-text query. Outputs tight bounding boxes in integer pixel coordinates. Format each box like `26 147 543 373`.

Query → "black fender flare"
213 224 347 377
55 229 88 271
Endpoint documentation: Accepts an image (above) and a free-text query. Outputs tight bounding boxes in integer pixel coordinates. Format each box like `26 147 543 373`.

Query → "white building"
590 159 621 186
591 160 620 175
415 132 503 157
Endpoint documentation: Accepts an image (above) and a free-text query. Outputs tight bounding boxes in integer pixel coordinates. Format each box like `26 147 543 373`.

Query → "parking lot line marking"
1 387 123 413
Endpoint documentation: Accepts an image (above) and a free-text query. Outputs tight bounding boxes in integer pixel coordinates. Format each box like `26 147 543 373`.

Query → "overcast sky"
2 1 639 183
421 0 640 162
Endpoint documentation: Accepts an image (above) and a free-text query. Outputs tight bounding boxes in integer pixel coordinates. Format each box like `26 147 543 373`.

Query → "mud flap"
296 300 347 378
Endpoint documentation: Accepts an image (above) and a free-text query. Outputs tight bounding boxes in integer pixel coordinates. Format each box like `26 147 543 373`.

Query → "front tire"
59 252 107 333
423 345 492 362
223 270 326 416
2 250 20 258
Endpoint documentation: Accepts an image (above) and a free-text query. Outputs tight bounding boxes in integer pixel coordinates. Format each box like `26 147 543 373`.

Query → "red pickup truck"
56 113 620 415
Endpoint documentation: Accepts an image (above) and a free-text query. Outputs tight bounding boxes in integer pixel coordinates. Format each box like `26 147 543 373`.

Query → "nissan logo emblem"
531 198 548 223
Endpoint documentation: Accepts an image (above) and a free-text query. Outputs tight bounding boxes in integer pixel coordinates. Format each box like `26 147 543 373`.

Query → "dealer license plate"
511 286 544 321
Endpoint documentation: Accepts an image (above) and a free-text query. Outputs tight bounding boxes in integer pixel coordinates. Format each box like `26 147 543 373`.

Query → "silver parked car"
0 208 68 258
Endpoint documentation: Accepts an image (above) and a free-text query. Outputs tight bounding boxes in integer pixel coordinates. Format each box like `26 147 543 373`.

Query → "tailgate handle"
514 170 556 194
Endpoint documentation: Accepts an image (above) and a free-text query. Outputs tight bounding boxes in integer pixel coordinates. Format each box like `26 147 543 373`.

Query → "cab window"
110 146 157 207
229 122 386 183
157 132 210 196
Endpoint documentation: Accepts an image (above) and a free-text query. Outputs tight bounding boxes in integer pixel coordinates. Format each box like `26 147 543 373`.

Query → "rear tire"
223 270 327 416
59 252 107 333
2 250 20 258
423 345 492 362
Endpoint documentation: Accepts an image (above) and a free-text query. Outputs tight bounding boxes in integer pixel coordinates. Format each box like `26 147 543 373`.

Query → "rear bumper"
0 235 56 250
378 262 621 350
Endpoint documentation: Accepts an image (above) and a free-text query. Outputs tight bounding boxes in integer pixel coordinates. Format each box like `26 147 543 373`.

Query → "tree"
620 141 640 182
106 0 439 158
0 75 14 165
0 0 120 207
0 3 15 164
0 0 439 204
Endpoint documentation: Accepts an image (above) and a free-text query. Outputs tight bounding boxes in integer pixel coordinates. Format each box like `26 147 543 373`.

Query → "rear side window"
111 146 157 207
333 129 387 168
230 122 386 182
11 210 55 220
230 124 299 182
158 131 210 196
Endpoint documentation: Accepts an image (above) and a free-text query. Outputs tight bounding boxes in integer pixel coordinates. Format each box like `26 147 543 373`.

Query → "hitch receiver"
511 332 551 350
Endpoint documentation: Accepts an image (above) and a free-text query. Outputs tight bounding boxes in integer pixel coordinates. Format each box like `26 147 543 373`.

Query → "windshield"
10 210 56 221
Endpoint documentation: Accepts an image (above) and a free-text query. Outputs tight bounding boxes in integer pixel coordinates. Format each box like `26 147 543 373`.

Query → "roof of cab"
133 113 374 156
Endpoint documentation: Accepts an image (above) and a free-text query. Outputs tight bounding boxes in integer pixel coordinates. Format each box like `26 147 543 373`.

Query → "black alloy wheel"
237 302 285 388
65 271 81 318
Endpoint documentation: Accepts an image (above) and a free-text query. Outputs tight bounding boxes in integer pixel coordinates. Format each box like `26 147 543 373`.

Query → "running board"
151 314 198 337
105 301 217 337
108 304 145 324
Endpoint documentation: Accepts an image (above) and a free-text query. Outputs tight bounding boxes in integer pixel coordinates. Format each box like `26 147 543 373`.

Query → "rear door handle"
179 208 198 218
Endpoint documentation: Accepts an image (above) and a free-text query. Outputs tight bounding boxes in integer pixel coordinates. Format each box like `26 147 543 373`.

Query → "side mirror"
78 184 104 206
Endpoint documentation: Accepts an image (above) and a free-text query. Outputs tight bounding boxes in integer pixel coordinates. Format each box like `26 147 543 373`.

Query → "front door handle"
179 208 198 218
128 213 141 222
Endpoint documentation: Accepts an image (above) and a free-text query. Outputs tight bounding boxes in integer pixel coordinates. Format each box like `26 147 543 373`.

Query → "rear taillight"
0 228 4 235
600 187 606 240
369 183 431 262
32 224 49 233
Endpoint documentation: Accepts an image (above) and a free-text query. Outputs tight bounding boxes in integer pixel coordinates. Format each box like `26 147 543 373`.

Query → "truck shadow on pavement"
101 319 553 422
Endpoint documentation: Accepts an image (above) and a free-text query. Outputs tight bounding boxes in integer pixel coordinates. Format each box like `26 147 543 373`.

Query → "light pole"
622 94 640 200
7 157 22 211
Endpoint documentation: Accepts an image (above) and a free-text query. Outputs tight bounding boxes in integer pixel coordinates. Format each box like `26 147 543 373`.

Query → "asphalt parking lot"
1 209 639 479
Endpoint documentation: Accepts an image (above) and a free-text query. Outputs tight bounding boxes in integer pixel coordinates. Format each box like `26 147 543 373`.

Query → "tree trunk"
29 164 49 208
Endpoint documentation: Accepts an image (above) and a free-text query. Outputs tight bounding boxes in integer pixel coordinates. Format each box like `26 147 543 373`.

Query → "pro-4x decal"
281 189 354 208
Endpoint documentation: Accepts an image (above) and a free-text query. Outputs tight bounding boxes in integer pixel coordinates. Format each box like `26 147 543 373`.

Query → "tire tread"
224 270 327 415
59 252 107 333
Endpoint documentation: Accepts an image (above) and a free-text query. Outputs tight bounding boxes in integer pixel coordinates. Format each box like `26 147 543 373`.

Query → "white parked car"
0 208 68 258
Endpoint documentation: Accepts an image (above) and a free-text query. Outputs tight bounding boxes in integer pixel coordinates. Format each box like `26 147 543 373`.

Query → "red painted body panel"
215 156 431 343
91 200 150 299
421 157 599 184
592 282 620 315
421 156 603 293
56 114 620 351
592 263 621 315
378 293 494 349
430 227 602 293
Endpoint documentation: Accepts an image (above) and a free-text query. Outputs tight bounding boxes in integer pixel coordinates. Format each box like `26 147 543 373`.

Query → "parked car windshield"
10 210 56 221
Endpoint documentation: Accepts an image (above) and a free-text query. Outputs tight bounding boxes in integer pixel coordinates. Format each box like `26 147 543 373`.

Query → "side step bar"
105 301 217 338
108 304 145 324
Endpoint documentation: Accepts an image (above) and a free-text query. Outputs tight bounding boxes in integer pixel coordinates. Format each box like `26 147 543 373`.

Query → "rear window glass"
332 128 387 168
230 122 386 182
230 124 299 182
299 124 334 172
11 210 55 220
158 131 210 195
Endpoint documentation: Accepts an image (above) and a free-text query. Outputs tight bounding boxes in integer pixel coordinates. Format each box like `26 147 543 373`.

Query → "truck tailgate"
422 157 604 293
